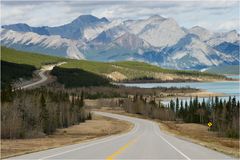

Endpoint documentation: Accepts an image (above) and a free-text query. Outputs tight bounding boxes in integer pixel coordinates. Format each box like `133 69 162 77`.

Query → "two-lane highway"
7 112 234 160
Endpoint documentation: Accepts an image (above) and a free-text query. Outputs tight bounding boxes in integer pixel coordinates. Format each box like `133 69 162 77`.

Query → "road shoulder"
159 121 239 158
95 107 239 158
1 114 133 159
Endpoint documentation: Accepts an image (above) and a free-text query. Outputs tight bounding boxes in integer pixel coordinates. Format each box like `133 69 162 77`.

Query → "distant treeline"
122 95 175 121
121 95 239 138
1 86 91 139
169 96 239 138
1 61 36 89
55 86 198 99
51 67 110 88
121 76 200 83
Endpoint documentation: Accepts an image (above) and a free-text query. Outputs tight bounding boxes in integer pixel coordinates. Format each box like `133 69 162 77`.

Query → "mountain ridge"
1 14 239 70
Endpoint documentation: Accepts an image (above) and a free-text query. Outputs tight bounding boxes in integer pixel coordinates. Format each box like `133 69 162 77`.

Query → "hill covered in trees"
51 67 110 88
1 47 66 89
60 60 226 83
1 47 228 89
1 61 36 89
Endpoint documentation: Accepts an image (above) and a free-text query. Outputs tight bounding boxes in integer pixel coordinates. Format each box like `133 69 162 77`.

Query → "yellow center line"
106 136 140 160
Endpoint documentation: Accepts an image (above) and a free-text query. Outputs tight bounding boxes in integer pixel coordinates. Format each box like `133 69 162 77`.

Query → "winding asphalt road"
21 70 48 89
21 62 66 89
8 111 233 160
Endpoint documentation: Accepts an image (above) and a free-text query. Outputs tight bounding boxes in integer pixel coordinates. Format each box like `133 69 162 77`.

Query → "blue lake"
121 77 240 101
227 75 240 80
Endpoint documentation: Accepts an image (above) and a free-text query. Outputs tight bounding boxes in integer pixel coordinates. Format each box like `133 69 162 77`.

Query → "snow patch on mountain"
207 30 240 46
1 14 239 70
83 19 123 41
137 18 186 47
189 26 214 41
1 29 85 59
67 43 85 59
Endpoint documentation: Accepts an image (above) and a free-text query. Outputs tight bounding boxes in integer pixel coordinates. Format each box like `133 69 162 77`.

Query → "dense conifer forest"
51 67 110 88
1 86 91 139
1 61 36 89
122 95 239 138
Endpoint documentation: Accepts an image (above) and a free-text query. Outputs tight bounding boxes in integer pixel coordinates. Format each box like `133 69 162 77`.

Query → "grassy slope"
1 47 65 69
62 60 225 81
1 47 67 88
1 47 225 83
205 65 240 75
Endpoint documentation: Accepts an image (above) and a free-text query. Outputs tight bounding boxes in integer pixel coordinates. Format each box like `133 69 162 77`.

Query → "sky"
1 0 239 32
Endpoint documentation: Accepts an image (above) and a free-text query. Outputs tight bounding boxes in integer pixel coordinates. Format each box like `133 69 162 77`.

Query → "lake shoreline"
116 78 237 84
119 80 240 101
159 90 226 102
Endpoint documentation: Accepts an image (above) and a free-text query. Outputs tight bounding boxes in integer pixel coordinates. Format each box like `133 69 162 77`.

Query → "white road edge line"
38 119 139 160
153 123 191 160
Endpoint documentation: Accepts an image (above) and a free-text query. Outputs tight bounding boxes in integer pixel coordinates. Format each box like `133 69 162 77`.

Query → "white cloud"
1 0 239 32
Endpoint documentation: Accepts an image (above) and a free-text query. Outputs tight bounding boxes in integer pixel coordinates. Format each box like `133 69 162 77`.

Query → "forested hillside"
1 61 36 89
59 60 226 83
1 47 66 89
1 47 228 89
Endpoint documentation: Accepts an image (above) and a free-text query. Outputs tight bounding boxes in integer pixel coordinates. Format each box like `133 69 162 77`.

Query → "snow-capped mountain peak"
189 26 214 41
1 14 239 70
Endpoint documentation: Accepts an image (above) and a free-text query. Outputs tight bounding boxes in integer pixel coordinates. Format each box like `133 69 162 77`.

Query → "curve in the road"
7 111 234 160
21 70 48 89
21 62 66 89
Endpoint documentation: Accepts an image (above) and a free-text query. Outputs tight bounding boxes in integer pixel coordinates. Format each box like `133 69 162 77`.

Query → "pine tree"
1 83 14 102
39 94 50 134
170 99 175 112
179 100 184 118
176 98 179 116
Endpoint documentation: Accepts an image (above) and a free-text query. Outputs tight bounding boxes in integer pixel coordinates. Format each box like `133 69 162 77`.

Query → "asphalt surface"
7 111 234 160
21 62 66 89
21 70 48 89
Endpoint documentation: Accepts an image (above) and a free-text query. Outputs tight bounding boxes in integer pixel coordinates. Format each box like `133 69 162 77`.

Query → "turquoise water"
227 75 240 79
121 79 240 100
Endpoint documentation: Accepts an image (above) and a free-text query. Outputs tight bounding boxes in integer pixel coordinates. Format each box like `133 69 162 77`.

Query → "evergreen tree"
176 98 179 116
39 94 50 134
170 99 175 112
179 100 184 118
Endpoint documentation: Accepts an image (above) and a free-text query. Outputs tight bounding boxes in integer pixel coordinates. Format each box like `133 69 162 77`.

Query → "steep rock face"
125 15 186 47
2 15 109 40
83 19 123 41
162 34 223 69
113 33 150 50
1 29 85 59
188 26 214 41
207 30 240 46
1 23 50 35
138 18 186 47
1 14 239 70
214 41 240 57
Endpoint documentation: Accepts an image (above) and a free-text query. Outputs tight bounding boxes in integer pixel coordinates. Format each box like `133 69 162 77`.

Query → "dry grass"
1 114 133 159
159 121 240 158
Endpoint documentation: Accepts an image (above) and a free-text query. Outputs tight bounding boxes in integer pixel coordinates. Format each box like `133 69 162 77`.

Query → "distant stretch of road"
7 111 234 160
21 62 66 89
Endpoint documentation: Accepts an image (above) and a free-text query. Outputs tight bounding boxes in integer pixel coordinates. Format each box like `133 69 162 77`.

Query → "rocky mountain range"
1 15 239 70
